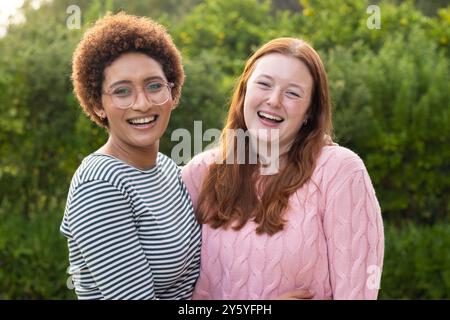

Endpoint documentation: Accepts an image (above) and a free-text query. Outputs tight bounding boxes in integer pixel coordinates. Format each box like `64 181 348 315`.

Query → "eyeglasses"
102 81 174 109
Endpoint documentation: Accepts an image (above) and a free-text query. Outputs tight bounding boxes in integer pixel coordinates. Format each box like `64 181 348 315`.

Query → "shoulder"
311 146 369 194
181 148 220 177
315 145 366 175
69 153 133 192
157 152 181 174
180 148 220 197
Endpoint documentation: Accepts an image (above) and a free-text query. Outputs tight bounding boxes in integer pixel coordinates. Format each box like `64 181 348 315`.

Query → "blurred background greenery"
0 0 448 299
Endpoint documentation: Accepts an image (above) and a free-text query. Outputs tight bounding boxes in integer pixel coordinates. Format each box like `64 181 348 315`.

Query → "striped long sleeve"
67 180 156 299
61 152 201 300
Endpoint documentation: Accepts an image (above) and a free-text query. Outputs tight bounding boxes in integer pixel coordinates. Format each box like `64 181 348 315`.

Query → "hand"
273 289 314 300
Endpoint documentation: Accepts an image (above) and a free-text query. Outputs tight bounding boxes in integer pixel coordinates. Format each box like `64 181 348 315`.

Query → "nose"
131 88 152 111
266 88 282 108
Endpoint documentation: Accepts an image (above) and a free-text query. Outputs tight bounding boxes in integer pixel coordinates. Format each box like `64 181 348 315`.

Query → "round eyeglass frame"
102 81 175 109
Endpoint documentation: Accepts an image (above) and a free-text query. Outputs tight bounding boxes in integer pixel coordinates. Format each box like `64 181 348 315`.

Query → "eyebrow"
257 74 307 92
108 76 166 89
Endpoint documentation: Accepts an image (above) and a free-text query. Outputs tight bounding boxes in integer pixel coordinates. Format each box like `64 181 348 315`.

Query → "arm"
181 165 200 210
273 289 315 300
67 180 157 300
323 161 384 300
181 154 211 210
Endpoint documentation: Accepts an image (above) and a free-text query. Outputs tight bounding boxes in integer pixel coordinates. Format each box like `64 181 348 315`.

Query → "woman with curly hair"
182 38 384 300
60 13 201 300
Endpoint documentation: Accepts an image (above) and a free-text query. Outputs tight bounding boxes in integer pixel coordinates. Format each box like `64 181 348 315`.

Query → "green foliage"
173 0 300 75
0 1 80 216
328 28 450 222
0 211 76 299
161 51 231 156
174 0 272 60
0 0 448 299
0 213 447 299
380 222 450 299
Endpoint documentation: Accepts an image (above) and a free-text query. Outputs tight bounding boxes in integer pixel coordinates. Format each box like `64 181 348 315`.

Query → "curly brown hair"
72 12 185 128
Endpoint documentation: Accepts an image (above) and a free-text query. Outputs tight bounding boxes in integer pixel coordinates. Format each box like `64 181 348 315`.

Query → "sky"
0 0 42 37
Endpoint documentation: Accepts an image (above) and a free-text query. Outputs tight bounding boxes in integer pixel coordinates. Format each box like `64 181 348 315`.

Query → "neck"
248 136 291 175
98 136 159 170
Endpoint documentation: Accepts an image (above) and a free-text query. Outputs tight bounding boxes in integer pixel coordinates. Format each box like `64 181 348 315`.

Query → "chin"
130 137 159 149
249 127 281 144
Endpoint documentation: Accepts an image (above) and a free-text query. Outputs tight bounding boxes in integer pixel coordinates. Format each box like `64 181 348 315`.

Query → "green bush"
161 51 232 158
1 0 448 222
0 212 76 299
1 212 447 299
327 27 450 223
0 0 448 299
380 222 450 299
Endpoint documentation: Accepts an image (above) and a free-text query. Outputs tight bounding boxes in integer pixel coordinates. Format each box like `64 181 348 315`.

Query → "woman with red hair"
182 38 384 300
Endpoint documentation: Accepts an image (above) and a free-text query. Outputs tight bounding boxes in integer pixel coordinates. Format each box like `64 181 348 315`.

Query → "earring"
303 118 308 126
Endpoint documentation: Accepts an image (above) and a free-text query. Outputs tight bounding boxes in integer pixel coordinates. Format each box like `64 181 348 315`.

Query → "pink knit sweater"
181 146 384 300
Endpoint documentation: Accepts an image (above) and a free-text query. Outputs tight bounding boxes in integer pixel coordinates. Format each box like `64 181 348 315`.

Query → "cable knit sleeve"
181 163 201 210
181 149 218 210
323 152 384 300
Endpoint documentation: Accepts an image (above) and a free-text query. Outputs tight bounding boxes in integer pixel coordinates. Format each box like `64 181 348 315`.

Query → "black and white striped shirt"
60 152 201 299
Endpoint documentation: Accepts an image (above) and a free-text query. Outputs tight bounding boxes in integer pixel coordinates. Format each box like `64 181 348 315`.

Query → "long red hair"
197 38 333 235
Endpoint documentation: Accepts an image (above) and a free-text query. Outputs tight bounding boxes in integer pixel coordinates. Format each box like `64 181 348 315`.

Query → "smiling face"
243 53 313 153
98 52 174 153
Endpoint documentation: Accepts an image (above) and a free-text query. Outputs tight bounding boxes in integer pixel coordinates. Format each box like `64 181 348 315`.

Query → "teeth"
258 111 283 122
128 116 156 124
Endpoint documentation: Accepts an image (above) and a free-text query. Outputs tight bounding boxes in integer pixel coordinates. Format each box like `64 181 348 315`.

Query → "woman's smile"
126 114 159 129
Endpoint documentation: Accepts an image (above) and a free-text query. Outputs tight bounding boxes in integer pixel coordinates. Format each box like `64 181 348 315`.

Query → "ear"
304 110 312 122
94 107 106 119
